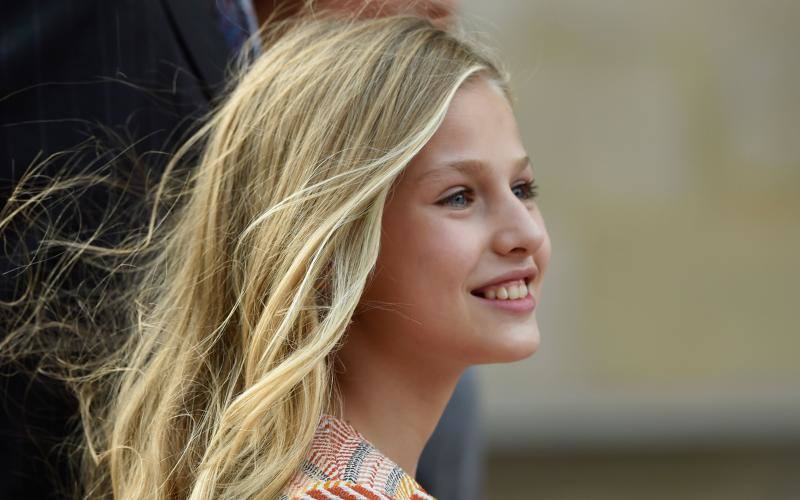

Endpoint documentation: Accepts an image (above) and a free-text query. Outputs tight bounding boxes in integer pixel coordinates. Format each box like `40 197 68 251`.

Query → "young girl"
2 14 550 500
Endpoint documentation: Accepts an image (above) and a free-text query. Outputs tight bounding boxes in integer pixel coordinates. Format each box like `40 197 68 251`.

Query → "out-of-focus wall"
464 0 800 454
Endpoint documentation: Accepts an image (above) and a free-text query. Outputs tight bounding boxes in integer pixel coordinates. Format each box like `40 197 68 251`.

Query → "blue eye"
437 189 474 208
437 182 539 209
512 181 539 200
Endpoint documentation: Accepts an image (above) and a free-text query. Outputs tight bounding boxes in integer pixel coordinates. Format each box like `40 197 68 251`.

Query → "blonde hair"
1 14 507 499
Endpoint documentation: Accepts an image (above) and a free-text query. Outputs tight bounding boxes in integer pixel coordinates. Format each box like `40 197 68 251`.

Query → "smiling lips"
472 279 534 300
470 278 537 313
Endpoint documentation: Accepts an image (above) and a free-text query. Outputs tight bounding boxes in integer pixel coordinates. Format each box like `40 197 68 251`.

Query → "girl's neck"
333 325 466 477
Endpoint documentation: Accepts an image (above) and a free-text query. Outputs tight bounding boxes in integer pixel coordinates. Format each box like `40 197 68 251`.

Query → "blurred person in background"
0 2 482 499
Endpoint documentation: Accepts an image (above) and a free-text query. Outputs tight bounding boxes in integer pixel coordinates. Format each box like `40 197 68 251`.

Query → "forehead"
406 78 526 183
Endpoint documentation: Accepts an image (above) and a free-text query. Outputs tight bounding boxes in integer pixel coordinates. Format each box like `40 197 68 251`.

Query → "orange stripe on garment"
350 484 385 500
302 488 330 500
301 482 390 500
327 485 362 499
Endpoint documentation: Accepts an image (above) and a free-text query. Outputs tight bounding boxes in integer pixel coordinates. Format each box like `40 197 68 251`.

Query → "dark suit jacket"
0 2 231 498
1 0 233 198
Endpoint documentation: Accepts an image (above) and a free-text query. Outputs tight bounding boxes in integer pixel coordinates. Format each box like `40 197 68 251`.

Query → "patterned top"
279 414 435 500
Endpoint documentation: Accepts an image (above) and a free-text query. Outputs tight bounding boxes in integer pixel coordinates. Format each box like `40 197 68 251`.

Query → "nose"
489 196 547 258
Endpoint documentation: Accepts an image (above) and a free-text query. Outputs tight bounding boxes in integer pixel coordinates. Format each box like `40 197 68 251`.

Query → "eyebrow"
415 156 531 185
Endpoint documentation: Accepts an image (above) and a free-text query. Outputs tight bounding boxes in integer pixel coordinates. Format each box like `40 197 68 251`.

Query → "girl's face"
353 77 551 367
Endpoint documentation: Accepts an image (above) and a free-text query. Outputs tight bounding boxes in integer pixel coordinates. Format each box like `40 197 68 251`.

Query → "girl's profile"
1 13 549 499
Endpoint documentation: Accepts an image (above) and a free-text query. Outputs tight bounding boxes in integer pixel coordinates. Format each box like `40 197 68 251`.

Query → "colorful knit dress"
279 414 435 500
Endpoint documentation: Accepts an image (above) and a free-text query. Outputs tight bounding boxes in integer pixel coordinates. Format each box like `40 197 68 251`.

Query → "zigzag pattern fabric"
280 414 435 499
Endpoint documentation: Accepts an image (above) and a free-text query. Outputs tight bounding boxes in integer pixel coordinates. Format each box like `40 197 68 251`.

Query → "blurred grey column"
416 367 484 500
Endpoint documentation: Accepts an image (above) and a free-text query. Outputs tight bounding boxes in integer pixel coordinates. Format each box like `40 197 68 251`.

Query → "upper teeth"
480 280 533 300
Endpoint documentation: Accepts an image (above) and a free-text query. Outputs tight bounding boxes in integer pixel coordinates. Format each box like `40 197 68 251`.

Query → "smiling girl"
2 13 549 500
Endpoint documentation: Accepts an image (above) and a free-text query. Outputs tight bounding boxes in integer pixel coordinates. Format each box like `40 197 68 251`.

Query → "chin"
508 319 541 356
479 327 540 364
505 337 540 362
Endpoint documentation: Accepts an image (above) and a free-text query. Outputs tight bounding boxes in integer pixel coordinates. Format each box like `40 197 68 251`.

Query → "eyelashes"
513 180 539 200
437 181 539 208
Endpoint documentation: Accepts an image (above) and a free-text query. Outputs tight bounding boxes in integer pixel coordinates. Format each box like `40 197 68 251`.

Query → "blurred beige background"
460 1 800 498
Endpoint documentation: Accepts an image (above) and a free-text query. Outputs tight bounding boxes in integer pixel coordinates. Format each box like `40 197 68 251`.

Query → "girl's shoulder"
287 479 434 499
280 414 434 500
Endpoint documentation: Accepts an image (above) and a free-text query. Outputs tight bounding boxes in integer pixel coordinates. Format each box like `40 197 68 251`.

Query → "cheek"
408 220 474 288
533 211 552 286
374 211 478 305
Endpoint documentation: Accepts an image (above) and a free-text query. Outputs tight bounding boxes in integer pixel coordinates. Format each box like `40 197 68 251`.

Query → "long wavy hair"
1 14 507 499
